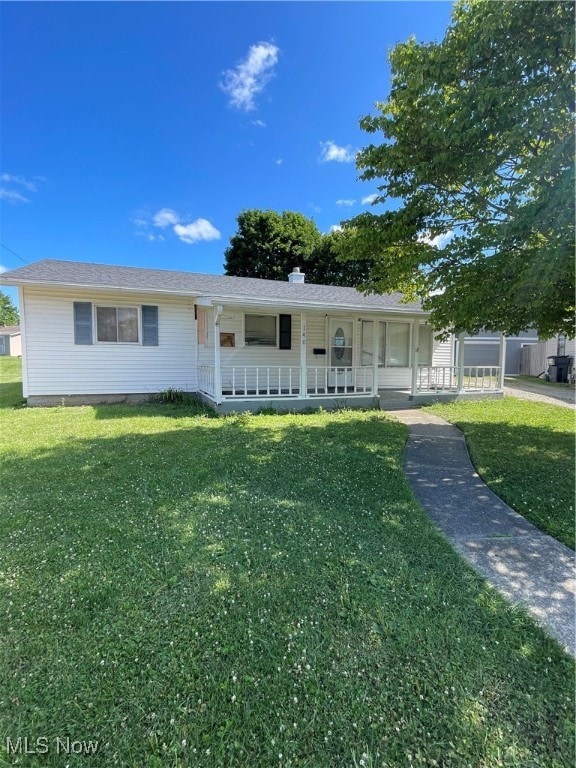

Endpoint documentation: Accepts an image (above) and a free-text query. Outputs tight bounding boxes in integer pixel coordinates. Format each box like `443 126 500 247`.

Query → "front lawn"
0 359 574 767
428 397 575 549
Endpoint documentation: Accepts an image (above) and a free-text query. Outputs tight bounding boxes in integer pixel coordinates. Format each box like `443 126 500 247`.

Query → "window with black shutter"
279 314 292 350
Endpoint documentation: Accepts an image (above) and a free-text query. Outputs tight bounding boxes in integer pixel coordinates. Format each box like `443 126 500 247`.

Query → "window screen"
96 307 139 343
245 314 276 346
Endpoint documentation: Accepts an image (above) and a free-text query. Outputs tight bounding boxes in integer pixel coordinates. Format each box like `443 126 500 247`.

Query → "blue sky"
1 1 454 305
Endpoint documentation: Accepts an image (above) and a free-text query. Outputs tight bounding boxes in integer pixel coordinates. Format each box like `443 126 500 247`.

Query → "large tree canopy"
342 0 574 337
224 209 370 286
0 290 19 327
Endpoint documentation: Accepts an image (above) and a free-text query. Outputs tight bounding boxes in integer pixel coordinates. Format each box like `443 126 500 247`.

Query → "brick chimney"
288 267 305 283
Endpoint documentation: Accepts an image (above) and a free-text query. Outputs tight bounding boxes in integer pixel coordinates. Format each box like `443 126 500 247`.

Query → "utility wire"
0 242 29 265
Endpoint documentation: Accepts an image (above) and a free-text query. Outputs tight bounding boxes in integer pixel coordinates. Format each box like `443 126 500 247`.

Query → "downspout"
213 305 223 405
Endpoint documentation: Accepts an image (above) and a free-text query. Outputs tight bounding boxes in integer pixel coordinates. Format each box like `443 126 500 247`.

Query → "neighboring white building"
0 325 22 357
1 259 504 410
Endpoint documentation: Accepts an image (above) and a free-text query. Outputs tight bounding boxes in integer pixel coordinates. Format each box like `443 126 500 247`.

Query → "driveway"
503 378 575 408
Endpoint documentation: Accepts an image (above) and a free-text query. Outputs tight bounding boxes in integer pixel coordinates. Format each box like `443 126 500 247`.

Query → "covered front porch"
198 361 504 410
195 302 505 411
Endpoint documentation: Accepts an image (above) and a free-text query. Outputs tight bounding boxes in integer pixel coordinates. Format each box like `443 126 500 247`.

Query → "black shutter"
73 302 93 345
142 305 159 346
279 314 292 350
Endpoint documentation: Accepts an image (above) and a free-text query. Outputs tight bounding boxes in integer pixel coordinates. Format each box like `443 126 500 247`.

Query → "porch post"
457 332 466 392
498 333 506 391
213 305 223 405
299 313 307 398
411 322 420 396
372 320 379 396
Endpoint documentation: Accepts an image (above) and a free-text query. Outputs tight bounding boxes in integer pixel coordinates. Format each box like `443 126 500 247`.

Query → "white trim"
19 286 29 398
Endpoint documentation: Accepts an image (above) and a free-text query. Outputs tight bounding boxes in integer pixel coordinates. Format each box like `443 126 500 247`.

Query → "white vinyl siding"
22 287 197 396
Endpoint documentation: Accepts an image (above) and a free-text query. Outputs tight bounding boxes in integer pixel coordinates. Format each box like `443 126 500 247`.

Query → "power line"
0 243 29 265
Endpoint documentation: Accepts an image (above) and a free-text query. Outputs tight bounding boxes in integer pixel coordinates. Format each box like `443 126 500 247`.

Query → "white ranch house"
1 259 505 410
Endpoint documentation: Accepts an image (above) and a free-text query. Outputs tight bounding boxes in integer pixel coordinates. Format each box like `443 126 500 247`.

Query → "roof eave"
2 276 427 316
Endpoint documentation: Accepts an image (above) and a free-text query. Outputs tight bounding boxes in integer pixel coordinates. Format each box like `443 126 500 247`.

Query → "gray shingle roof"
1 259 424 313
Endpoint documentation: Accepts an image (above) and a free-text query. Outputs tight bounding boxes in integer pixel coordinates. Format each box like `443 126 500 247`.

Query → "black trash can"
547 355 573 383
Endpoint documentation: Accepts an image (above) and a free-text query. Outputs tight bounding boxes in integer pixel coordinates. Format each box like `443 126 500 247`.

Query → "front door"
329 319 354 390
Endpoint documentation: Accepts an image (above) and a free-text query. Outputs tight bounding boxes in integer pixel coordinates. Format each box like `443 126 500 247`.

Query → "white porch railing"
198 365 216 397
306 366 374 396
416 366 501 393
208 365 377 399
221 366 301 397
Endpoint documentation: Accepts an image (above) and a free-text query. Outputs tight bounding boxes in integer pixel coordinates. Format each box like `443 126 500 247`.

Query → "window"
96 306 139 343
361 320 374 366
418 325 433 366
245 314 276 346
378 321 411 367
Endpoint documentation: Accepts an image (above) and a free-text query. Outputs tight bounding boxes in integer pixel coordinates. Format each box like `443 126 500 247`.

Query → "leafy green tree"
342 0 575 337
224 210 322 281
224 210 370 286
310 230 371 286
0 290 19 326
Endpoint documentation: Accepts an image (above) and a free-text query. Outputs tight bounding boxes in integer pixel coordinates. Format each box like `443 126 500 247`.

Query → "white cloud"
336 199 355 207
220 42 279 111
1 174 37 191
0 188 29 203
252 119 267 128
329 224 343 233
319 141 355 163
361 193 378 205
153 208 180 228
173 219 221 244
0 173 45 204
275 159 283 165
0 264 8 274
132 209 220 244
418 230 454 249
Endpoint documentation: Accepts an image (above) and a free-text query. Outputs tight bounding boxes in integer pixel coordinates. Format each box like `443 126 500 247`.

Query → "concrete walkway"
392 409 576 657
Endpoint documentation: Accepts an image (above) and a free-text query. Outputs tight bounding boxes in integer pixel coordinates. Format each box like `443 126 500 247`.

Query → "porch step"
378 390 419 411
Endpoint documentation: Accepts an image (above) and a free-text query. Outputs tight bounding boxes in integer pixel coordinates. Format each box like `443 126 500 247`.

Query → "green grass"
0 358 574 767
428 397 575 549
